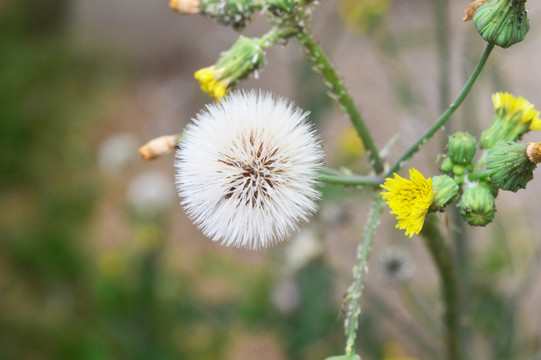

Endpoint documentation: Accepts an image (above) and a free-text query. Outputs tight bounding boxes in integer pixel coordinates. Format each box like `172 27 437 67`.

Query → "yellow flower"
381 168 433 238
194 66 228 99
493 92 541 130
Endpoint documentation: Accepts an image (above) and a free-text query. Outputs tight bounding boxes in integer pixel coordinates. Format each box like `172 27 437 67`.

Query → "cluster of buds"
383 90 540 236
439 131 497 226
195 36 265 99
440 132 477 177
436 92 541 227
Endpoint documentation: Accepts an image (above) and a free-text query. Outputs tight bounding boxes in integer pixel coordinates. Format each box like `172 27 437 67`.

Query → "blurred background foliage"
1 0 541 359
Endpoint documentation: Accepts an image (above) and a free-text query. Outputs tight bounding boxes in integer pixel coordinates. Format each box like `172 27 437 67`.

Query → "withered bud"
463 0 489 21
527 142 541 164
170 0 200 14
139 135 179 161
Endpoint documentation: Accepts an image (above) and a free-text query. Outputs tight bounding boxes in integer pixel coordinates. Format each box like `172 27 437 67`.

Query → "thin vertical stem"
421 214 461 360
387 42 495 177
296 31 385 174
344 193 384 358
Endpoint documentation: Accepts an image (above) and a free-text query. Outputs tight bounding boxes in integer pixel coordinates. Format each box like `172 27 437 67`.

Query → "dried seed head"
175 91 324 249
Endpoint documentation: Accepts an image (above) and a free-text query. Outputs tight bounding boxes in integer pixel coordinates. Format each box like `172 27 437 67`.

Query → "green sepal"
215 36 265 86
481 108 530 149
431 175 459 209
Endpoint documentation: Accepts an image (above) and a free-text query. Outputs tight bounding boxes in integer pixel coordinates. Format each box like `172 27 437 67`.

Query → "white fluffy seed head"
175 90 324 249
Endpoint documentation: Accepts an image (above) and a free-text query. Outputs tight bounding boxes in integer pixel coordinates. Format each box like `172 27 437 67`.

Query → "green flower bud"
460 186 495 226
474 0 529 48
486 141 538 192
447 132 477 165
431 175 459 209
440 157 454 173
453 164 465 176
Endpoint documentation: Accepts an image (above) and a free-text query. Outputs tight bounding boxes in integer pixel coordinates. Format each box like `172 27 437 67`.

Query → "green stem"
467 171 488 182
319 173 383 187
421 214 461 360
295 31 385 175
258 26 296 48
387 42 495 177
344 193 384 358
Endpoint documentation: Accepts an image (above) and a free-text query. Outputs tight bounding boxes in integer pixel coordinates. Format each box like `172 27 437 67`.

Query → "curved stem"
344 193 384 357
421 214 461 360
295 31 385 175
258 26 296 48
387 42 495 177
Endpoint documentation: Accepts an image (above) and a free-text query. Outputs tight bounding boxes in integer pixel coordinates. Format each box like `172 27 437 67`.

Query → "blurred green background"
2 0 541 359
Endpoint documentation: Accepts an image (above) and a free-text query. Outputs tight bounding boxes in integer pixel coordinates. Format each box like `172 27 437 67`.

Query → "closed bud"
431 175 459 209
460 186 495 226
453 164 465 176
440 157 454 173
447 132 477 165
473 0 529 48
487 141 538 192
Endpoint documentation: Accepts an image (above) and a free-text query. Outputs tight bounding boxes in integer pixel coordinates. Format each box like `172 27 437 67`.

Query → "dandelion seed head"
176 91 324 249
